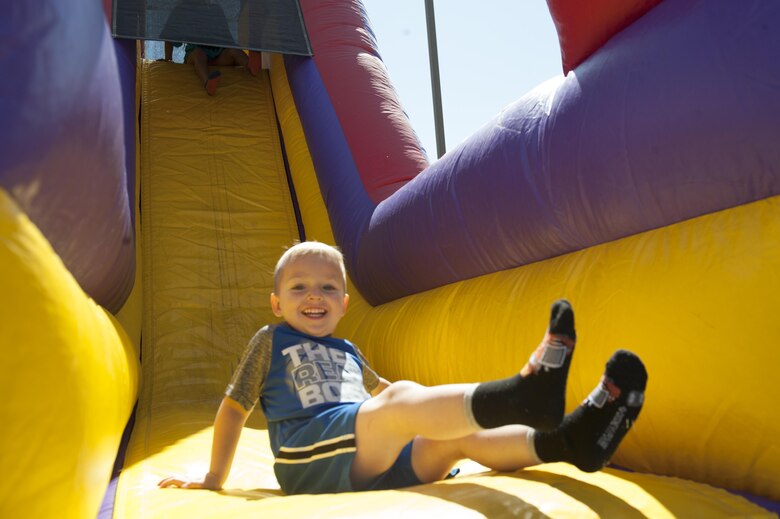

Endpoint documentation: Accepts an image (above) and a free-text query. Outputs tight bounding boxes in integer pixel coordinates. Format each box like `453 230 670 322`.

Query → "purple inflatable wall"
1 0 135 313
288 0 780 306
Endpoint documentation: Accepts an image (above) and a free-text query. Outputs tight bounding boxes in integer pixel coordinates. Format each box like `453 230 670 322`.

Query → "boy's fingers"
158 476 214 490
158 477 185 488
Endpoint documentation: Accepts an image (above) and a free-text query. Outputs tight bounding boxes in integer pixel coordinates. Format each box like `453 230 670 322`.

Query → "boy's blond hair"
273 241 347 292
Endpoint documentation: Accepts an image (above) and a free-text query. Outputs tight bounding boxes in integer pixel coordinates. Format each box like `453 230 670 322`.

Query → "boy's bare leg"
352 350 647 487
412 349 647 481
185 48 221 95
213 48 259 76
247 51 262 75
185 48 210 85
351 385 544 486
410 425 539 483
352 299 577 485
351 381 483 485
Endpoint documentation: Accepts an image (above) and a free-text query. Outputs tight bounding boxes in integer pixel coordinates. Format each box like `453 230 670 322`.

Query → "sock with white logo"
467 299 576 431
532 349 647 472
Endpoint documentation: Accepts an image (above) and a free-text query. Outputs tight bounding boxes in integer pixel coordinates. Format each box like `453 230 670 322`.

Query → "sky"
360 0 564 161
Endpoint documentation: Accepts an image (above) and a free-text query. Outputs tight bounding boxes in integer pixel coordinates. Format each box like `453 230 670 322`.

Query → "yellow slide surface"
114 61 298 517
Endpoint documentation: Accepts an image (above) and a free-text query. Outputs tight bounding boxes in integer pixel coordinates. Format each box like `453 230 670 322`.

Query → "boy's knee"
411 437 463 482
381 380 421 404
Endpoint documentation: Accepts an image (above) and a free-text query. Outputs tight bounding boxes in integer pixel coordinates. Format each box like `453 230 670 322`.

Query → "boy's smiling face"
270 254 349 337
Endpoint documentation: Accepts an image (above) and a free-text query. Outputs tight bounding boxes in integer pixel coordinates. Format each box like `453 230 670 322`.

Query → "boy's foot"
470 299 576 431
533 349 647 472
519 299 576 429
205 70 221 96
247 51 261 76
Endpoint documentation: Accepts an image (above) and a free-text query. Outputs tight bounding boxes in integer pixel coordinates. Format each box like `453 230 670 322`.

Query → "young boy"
159 241 647 494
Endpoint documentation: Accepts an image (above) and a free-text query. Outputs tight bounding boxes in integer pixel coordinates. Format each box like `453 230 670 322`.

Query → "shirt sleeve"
354 344 381 393
225 325 273 411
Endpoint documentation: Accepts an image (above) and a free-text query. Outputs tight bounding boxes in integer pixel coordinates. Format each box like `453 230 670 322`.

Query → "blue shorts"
273 402 422 494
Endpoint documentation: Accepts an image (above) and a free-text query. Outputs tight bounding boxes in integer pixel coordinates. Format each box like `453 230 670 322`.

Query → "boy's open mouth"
302 308 326 318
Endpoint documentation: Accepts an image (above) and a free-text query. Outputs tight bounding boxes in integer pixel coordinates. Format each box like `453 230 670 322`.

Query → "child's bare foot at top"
532 349 647 472
205 70 221 96
468 299 576 431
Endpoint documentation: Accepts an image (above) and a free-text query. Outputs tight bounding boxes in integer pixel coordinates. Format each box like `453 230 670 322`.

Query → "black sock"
533 349 647 472
469 299 576 431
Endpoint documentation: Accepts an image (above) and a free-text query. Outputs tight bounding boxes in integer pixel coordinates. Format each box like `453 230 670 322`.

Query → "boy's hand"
158 471 222 490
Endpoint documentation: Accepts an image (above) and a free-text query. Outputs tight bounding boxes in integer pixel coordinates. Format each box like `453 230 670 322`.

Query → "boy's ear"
342 293 349 311
270 293 283 317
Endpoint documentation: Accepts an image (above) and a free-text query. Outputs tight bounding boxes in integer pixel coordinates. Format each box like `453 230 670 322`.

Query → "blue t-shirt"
226 323 379 454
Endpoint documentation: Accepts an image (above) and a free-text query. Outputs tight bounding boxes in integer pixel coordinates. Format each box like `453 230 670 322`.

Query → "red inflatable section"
299 0 428 204
547 0 662 73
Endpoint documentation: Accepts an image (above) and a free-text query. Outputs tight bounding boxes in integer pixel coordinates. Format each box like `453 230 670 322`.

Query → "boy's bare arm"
158 396 251 490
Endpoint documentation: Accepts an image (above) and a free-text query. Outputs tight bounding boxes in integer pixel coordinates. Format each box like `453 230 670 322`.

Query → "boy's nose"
307 289 322 300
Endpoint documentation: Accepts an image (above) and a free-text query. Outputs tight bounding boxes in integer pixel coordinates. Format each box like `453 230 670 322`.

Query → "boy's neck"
281 321 333 339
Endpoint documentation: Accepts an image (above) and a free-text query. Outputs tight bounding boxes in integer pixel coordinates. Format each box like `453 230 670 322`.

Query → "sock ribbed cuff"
462 383 483 430
527 429 542 464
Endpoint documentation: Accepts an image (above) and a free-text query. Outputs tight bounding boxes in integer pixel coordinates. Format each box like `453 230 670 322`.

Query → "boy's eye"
291 284 305 291
322 284 337 292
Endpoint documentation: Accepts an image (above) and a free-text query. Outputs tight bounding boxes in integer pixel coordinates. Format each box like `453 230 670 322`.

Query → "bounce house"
2 0 780 516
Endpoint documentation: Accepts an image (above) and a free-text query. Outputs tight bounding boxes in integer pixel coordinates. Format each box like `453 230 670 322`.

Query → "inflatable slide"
2 0 779 517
